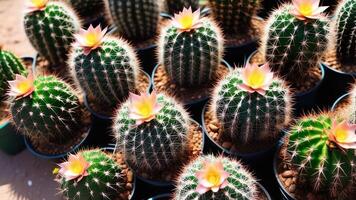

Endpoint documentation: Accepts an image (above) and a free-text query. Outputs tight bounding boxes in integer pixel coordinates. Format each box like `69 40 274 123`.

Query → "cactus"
10 75 83 143
0 49 27 99
70 25 139 110
208 0 261 34
335 0 356 65
58 149 126 200
158 8 223 87
67 0 106 19
262 3 329 82
287 114 355 197
166 0 199 14
212 63 291 146
108 0 160 41
113 92 190 175
174 155 257 199
24 1 80 66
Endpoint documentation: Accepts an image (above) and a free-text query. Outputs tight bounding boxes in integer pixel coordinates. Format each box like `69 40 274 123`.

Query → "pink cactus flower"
328 120 356 150
7 74 35 99
172 7 202 32
26 0 48 13
74 25 108 55
290 0 328 20
58 154 90 182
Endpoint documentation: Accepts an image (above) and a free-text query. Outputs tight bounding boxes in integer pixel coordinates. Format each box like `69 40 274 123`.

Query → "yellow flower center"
68 160 86 175
179 15 194 29
84 33 100 47
135 101 154 118
31 0 47 8
16 81 32 94
299 3 314 16
335 128 348 143
247 69 266 89
204 166 222 186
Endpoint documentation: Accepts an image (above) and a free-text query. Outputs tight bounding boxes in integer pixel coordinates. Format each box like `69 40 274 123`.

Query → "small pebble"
209 124 219 132
282 170 294 178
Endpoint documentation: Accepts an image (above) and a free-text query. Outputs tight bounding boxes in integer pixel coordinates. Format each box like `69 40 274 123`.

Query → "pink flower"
128 91 163 125
238 62 273 96
7 74 35 99
172 7 202 32
195 160 230 194
58 154 90 182
74 25 108 55
26 0 48 13
328 120 356 150
290 0 328 20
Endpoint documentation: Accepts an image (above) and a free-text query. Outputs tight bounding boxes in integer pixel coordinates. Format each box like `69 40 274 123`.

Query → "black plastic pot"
225 40 259 67
332 93 350 111
151 60 232 121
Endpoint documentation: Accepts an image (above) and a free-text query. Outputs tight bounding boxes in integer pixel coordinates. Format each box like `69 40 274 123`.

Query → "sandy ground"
0 1 60 200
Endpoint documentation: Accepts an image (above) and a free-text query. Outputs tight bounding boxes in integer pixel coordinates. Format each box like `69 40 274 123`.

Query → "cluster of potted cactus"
0 0 355 199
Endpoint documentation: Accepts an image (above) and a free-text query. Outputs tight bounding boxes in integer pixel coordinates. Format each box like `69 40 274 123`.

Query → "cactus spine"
262 4 329 82
208 0 261 34
335 0 356 64
287 114 355 197
114 93 190 175
67 0 106 20
70 36 139 110
174 155 257 200
24 1 80 66
166 0 199 14
59 149 126 200
108 0 160 41
10 76 83 143
212 68 291 146
0 49 26 98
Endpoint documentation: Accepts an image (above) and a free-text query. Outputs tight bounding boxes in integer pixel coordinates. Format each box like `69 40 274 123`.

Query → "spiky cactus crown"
334 0 356 65
10 75 83 143
287 113 355 197
24 1 80 66
113 93 190 175
174 155 258 200
58 149 126 200
108 0 161 41
158 16 223 87
212 68 292 146
261 4 329 82
67 0 106 19
0 49 27 99
208 0 261 34
166 0 200 14
70 35 139 110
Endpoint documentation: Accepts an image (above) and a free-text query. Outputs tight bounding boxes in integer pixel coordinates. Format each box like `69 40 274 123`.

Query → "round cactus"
212 63 291 147
335 0 356 65
0 49 27 98
24 1 80 66
58 149 126 200
287 114 356 197
70 25 139 110
159 8 223 87
113 92 190 175
10 75 83 143
261 3 329 82
67 0 106 19
108 0 160 41
208 0 261 34
174 155 258 199
166 0 199 14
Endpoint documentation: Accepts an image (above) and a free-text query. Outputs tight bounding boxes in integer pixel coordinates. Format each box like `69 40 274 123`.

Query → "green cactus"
262 4 329 82
159 18 223 87
208 0 261 34
113 93 190 175
108 0 160 41
287 114 355 197
0 49 27 98
335 0 356 65
10 75 83 143
59 149 126 200
212 68 291 146
174 155 258 199
70 36 139 110
67 0 106 19
166 0 199 14
24 1 80 66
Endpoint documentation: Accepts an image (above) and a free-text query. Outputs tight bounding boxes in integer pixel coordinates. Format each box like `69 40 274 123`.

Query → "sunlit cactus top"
290 0 328 20
7 74 35 99
26 0 49 13
171 7 203 32
74 25 108 55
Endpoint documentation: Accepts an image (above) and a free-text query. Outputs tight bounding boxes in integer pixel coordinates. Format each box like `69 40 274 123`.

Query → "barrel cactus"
174 155 258 199
70 25 139 110
24 0 80 66
57 149 127 200
113 91 190 176
261 0 329 82
166 0 199 14
212 62 291 147
158 8 223 87
0 48 27 99
108 0 160 41
67 0 106 20
287 113 356 197
208 0 261 34
335 0 356 65
9 75 83 144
